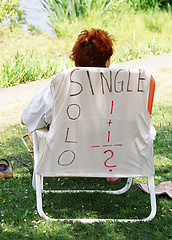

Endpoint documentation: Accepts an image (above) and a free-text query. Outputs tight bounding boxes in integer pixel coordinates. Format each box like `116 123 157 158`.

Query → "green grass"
0 50 60 88
0 2 172 239
0 120 171 239
1 5 172 87
0 69 172 239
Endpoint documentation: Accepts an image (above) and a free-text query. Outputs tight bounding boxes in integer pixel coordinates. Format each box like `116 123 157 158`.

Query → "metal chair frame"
33 131 156 223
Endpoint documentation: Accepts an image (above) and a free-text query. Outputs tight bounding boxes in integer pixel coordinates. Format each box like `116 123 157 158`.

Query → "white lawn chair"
32 67 156 222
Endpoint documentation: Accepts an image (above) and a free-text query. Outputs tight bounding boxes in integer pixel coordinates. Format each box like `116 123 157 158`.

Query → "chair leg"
36 174 50 220
143 175 156 221
103 177 133 195
117 177 132 194
35 175 156 222
120 175 156 222
33 129 155 223
36 174 61 221
36 174 43 217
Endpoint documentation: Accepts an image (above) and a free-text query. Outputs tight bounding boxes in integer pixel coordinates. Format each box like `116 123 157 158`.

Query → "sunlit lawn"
0 4 172 238
1 6 172 88
0 64 171 240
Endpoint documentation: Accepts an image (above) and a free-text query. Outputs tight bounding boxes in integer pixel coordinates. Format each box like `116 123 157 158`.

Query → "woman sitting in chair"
21 28 119 183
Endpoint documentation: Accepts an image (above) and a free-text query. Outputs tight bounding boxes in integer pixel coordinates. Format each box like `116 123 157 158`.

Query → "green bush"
0 0 18 22
0 0 25 26
126 0 172 10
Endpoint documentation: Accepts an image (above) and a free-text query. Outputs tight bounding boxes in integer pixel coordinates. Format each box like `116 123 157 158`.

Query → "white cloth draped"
33 67 156 178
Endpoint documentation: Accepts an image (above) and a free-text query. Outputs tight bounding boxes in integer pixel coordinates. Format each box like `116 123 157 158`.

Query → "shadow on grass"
1 173 171 239
0 122 171 239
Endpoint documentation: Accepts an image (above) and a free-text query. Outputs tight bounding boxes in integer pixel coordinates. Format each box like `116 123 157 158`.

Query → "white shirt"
22 84 52 132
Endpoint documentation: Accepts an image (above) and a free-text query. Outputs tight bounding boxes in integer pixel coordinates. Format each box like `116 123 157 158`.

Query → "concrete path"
0 53 172 127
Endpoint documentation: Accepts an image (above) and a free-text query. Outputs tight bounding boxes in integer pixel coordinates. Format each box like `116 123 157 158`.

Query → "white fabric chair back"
35 67 155 178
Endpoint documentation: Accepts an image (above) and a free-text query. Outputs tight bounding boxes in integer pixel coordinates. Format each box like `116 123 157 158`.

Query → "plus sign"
107 120 112 126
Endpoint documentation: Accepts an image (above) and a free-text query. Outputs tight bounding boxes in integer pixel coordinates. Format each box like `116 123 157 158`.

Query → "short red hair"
70 29 115 67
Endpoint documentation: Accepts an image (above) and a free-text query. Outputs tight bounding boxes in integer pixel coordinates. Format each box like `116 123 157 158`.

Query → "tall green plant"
42 0 112 22
0 51 62 88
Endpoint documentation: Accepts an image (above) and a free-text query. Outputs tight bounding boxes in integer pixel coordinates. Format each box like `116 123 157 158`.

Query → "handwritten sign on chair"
36 67 155 179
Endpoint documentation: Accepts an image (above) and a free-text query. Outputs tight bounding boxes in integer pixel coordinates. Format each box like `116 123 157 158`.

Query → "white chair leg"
33 131 43 191
121 175 156 222
33 130 156 223
36 173 62 221
35 176 156 222
115 177 132 194
36 174 49 220
143 175 156 221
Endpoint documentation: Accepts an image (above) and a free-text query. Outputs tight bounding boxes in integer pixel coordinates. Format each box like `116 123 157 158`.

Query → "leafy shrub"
0 0 18 22
0 0 25 26
126 0 172 11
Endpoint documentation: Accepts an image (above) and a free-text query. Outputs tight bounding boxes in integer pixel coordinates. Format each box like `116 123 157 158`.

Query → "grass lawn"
1 5 172 88
0 4 172 238
0 64 171 240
